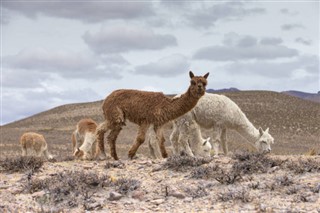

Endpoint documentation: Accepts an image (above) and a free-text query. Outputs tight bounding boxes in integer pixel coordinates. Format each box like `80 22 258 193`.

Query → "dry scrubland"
0 91 319 212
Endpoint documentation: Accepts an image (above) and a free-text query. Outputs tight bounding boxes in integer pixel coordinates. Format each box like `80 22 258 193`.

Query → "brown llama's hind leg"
95 122 109 160
107 125 122 160
155 126 168 158
128 124 149 159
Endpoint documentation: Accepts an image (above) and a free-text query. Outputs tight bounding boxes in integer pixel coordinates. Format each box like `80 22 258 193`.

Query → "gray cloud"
295 37 312 46
134 54 190 77
280 8 299 16
2 1 154 23
2 87 100 125
83 26 177 54
3 48 127 82
222 55 319 78
281 24 304 31
194 33 298 61
187 2 266 28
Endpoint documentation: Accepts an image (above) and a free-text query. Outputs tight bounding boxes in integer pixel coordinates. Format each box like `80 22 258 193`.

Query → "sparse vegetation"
163 155 212 171
105 161 125 169
218 187 252 203
285 158 320 174
0 156 44 173
25 170 108 210
184 184 209 199
112 178 141 195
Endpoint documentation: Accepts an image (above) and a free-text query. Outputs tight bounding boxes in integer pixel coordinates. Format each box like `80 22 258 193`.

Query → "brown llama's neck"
159 88 201 124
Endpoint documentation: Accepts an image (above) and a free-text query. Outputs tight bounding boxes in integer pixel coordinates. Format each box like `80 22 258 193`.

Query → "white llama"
73 118 98 160
20 132 54 160
170 93 274 157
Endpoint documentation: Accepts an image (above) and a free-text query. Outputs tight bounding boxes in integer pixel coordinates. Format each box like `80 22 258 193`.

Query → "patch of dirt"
0 155 319 212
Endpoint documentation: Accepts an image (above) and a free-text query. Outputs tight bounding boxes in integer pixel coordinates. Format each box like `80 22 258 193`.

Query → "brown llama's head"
189 71 209 98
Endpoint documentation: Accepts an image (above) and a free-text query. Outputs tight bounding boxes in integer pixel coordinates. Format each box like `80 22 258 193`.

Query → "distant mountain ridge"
281 90 320 103
207 88 320 103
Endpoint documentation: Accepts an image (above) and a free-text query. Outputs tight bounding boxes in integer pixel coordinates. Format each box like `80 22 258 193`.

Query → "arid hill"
1 91 319 159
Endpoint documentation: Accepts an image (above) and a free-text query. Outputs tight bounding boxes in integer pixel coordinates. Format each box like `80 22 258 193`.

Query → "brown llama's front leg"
95 122 108 160
156 126 168 158
128 124 149 159
107 126 122 160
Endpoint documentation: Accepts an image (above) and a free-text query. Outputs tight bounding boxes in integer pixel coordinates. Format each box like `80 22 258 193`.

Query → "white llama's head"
255 128 274 153
198 137 212 157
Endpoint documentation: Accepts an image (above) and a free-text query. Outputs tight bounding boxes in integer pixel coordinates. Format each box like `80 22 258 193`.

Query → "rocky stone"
108 191 123 201
151 198 165 205
131 190 145 201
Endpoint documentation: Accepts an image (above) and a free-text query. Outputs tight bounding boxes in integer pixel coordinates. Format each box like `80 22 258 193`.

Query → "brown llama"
72 118 98 160
20 132 54 160
96 71 209 160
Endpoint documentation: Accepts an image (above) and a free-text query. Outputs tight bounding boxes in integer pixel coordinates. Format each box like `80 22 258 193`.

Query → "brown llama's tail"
95 121 109 160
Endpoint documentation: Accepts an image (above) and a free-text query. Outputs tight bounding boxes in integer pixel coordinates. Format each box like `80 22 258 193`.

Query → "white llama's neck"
235 112 260 146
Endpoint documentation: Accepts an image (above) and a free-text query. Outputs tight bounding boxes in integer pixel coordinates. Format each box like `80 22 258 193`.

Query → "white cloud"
222 55 319 79
3 48 127 81
194 33 298 61
2 1 154 23
134 54 190 77
281 24 304 31
186 2 266 28
295 37 312 46
83 25 177 54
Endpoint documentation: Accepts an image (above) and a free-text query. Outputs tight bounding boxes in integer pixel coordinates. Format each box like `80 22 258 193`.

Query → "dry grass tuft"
25 170 108 210
0 156 44 173
112 178 141 195
218 187 252 203
105 161 125 169
163 155 212 172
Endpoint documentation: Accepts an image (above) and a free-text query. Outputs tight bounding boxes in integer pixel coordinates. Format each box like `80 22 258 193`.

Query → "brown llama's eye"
191 80 196 85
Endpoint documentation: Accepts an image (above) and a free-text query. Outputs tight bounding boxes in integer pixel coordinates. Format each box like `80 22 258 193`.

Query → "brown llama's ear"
189 71 194 79
203 72 209 79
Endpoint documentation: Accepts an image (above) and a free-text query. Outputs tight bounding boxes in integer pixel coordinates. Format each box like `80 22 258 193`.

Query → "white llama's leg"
220 128 228 155
169 123 180 155
211 126 222 157
178 134 194 157
148 127 163 159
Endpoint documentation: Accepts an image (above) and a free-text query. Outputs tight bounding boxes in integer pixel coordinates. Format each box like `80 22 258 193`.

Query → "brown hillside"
1 91 319 159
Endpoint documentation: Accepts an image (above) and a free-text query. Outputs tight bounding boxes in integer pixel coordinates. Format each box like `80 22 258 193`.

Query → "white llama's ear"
265 128 269 133
202 140 207 146
189 71 194 78
206 137 211 142
203 72 209 79
258 127 264 136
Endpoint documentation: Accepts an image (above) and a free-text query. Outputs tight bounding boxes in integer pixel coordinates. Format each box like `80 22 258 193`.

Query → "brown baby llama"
96 71 209 160
72 118 98 160
20 132 54 160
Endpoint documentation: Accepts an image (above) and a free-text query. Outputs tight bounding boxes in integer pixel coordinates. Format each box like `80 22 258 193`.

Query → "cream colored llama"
170 93 274 157
20 132 54 159
96 71 209 160
169 114 211 157
72 118 98 160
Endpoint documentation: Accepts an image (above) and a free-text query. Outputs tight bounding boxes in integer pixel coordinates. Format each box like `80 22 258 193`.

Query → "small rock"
152 165 162 172
268 166 280 173
31 190 46 198
108 191 123 201
131 190 145 201
170 192 185 199
151 198 165 205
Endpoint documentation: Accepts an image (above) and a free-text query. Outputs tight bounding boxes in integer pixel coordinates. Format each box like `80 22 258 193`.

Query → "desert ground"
0 91 319 212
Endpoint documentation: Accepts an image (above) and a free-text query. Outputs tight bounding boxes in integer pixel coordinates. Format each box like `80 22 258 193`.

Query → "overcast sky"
1 1 319 125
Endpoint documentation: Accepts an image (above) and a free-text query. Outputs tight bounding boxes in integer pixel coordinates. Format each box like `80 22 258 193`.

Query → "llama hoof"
97 153 107 161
